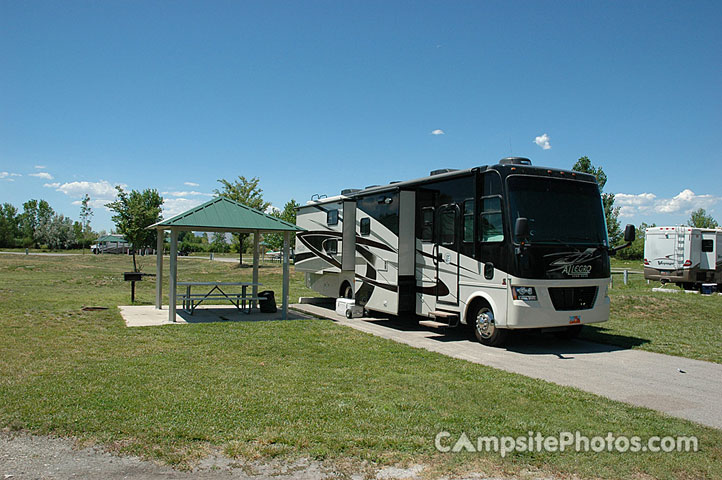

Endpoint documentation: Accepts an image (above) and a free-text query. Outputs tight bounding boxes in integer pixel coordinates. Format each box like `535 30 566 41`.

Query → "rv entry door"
436 204 460 306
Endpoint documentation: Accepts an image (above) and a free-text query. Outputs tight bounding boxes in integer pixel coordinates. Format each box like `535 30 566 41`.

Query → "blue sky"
1 0 720 232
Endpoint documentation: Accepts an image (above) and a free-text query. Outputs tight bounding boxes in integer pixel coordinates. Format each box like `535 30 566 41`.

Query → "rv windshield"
507 176 607 246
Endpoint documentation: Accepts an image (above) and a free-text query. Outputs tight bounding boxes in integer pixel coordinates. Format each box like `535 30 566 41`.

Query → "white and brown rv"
644 226 722 289
295 158 634 346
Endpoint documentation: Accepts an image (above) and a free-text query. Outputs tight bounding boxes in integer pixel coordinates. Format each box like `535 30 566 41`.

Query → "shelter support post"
155 229 164 309
252 231 259 308
282 231 290 320
169 229 178 323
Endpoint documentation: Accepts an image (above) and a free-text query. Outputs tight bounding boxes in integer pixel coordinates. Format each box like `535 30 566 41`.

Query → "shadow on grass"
580 324 652 350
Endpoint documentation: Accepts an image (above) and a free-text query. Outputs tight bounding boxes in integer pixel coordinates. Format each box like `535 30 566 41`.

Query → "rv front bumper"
503 278 610 329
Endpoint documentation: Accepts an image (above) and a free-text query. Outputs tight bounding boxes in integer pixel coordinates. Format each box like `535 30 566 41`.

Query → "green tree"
572 156 621 245
264 199 300 251
79 194 95 253
214 176 270 265
0 203 19 247
106 186 164 272
19 199 54 247
687 208 718 229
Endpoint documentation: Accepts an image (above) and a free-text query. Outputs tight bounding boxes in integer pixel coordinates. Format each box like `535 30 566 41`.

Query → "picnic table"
177 281 262 315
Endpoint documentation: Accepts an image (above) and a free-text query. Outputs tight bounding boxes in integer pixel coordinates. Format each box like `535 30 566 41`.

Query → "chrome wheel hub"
475 308 495 339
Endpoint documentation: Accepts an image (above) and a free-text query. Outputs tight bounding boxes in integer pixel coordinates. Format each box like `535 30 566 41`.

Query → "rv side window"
702 239 713 252
440 208 456 245
463 200 474 243
421 207 434 242
324 239 338 254
480 197 504 243
327 209 339 226
360 217 371 236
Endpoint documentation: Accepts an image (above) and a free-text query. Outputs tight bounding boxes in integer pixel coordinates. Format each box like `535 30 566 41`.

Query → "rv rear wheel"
470 304 508 347
340 282 353 299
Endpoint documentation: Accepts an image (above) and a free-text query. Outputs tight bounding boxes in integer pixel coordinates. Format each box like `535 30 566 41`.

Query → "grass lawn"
1 254 721 479
580 258 722 363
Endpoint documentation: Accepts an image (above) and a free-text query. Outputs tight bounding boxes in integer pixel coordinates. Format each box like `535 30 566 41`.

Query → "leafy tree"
214 176 270 265
572 156 621 245
106 186 164 272
210 232 230 253
38 214 77 250
687 208 718 229
0 203 19 247
19 199 54 247
79 194 95 252
264 199 300 251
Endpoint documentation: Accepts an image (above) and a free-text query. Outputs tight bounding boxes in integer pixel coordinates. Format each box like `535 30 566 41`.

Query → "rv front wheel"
471 304 508 347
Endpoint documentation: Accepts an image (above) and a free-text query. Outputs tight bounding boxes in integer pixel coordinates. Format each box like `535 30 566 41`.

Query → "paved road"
0 251 83 256
292 303 722 430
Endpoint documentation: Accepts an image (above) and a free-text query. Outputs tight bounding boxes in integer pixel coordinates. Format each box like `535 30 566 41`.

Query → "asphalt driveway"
292 303 722 430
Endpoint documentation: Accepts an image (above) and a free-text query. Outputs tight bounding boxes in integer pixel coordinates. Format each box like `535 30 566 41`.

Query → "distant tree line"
0 195 97 250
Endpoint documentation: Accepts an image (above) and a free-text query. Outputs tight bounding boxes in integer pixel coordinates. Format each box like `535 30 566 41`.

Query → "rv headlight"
512 286 537 301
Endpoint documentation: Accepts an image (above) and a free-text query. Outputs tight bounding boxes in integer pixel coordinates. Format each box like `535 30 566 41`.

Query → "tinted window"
421 207 434 242
702 239 713 252
480 197 504 243
324 239 338 254
463 200 474 243
440 208 456 245
507 176 606 245
360 217 370 236
327 209 338 226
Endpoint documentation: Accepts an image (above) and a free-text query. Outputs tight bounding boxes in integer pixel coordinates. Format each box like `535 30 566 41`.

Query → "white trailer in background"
644 226 722 289
295 158 635 346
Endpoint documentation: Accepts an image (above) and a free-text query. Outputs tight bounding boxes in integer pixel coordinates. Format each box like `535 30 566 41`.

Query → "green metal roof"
150 196 303 232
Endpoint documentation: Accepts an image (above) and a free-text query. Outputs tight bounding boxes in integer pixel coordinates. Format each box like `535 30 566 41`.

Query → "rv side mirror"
514 217 529 241
624 224 636 243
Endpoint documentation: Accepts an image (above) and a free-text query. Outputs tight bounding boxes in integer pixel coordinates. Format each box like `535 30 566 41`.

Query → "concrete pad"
120 305 309 327
291 303 722 430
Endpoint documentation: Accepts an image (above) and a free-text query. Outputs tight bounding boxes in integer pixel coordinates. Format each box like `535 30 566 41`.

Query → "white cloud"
43 182 61 188
431 129 445 135
54 180 120 199
184 181 200 187
34 165 46 169
29 172 54 180
534 133 551 150
1 171 22 179
162 191 212 197
615 189 720 218
162 198 205 218
265 205 280 215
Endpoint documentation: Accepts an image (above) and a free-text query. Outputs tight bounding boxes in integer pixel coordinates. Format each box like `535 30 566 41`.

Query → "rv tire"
469 303 508 347
340 282 353 300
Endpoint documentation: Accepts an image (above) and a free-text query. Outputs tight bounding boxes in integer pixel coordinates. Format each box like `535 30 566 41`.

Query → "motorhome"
644 226 722 289
91 235 130 254
295 158 634 346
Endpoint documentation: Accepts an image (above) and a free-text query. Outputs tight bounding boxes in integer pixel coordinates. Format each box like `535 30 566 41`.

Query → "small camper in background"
644 226 722 290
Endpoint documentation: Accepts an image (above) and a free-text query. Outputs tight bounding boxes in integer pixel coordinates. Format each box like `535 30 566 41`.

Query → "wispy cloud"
534 133 551 150
184 181 200 187
1 171 22 180
29 172 54 180
431 129 445 135
162 191 213 198
34 165 46 169
43 182 61 188
616 189 721 218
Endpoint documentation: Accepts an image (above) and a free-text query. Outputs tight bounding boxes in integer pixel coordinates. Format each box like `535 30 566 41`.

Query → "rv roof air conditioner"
499 157 532 165
365 185 381 189
429 168 458 176
341 188 361 195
